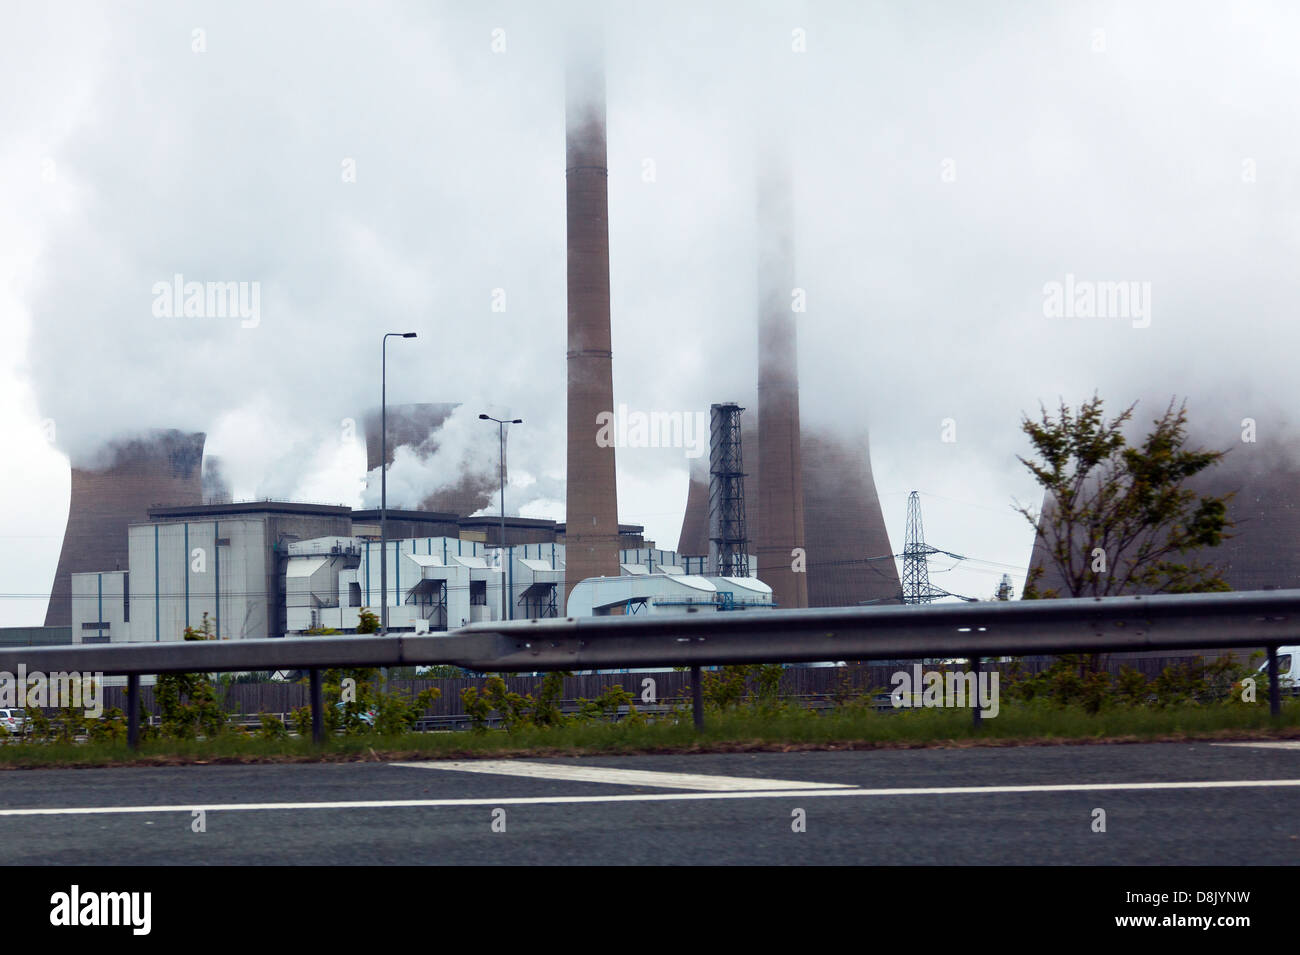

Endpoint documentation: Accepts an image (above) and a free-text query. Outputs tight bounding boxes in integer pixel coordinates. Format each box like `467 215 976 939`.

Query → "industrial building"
282 537 763 634
66 499 766 644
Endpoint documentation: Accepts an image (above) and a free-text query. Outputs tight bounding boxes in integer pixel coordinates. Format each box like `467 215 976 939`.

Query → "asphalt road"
1 742 1298 865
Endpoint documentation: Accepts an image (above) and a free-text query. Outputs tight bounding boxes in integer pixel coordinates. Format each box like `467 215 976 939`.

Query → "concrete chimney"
755 158 809 608
563 47 621 602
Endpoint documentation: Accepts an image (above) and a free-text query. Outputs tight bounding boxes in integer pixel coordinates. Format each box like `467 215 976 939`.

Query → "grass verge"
2 699 1298 769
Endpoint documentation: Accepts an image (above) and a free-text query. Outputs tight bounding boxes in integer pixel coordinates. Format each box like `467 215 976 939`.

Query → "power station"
41 34 902 640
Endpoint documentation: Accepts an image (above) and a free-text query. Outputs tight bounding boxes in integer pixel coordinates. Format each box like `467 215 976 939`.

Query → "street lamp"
479 413 522 622
380 332 417 643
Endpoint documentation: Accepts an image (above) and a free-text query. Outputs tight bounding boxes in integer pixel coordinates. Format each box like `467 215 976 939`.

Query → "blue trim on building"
214 520 220 639
153 525 160 642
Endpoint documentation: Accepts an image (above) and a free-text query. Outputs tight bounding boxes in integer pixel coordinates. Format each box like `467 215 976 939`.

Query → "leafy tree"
1017 394 1232 600
153 613 228 739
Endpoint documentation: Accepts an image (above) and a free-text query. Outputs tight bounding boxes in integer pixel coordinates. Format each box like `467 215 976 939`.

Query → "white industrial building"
281 538 769 635
69 503 772 644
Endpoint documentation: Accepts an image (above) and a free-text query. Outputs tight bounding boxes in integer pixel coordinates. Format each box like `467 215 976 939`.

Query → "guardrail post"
691 665 704 730
309 668 325 744
971 655 982 729
1268 644 1281 718
127 674 140 751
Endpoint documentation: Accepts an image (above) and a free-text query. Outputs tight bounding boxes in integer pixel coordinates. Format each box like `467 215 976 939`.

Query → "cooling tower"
678 456 710 556
1026 418 1300 596
754 158 808 609
677 424 900 606
45 430 205 627
202 454 231 504
363 403 495 516
563 49 621 601
801 428 900 606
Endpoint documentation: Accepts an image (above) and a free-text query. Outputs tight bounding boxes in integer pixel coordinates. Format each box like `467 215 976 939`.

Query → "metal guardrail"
1 588 1295 747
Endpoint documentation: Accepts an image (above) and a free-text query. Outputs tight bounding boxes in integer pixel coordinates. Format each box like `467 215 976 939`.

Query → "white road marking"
1211 742 1300 750
1 778 1300 816
389 760 852 791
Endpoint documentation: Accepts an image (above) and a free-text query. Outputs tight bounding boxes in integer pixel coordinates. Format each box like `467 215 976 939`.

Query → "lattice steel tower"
708 403 750 576
902 490 942 603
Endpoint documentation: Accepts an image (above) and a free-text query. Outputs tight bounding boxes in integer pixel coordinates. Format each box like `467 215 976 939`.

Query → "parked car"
334 702 376 727
0 708 28 736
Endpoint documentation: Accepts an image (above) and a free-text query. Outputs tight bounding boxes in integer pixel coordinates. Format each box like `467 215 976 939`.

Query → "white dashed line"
390 759 853 791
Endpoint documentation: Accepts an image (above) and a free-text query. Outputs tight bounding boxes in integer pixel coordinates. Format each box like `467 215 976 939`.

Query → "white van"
1257 646 1298 694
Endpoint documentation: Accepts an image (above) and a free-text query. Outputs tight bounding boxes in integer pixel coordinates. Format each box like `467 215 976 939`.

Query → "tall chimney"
564 46 621 601
755 158 809 608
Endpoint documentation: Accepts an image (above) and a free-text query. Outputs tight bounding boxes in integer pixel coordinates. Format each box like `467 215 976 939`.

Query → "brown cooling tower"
45 430 205 627
363 403 495 515
754 159 808 608
801 429 900 606
677 424 900 606
563 53 620 600
678 455 710 557
1027 418 1300 596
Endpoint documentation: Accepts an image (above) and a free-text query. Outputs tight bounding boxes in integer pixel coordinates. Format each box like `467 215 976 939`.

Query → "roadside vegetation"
0 655 1295 769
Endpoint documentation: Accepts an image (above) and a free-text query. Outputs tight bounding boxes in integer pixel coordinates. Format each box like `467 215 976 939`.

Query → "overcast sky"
3 0 1299 625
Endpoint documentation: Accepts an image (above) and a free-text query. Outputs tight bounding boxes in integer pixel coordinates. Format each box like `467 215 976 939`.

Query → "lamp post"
479 413 522 622
380 332 417 643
